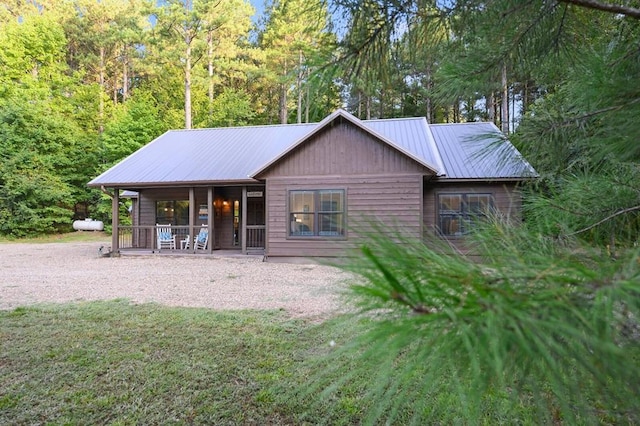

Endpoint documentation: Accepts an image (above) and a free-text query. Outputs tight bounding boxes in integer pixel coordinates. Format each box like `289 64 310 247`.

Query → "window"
155 200 189 225
438 193 492 236
289 190 345 237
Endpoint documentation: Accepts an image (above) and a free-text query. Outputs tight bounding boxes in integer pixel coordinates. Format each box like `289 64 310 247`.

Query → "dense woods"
0 0 638 248
1 1 638 422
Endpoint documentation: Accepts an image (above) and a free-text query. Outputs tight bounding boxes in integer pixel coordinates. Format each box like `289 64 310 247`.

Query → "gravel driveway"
0 241 354 319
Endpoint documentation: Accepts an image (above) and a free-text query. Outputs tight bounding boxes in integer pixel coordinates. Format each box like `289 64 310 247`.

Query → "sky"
250 0 265 23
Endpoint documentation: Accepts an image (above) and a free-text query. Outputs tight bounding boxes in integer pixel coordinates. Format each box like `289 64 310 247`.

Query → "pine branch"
552 97 640 129
564 204 640 236
559 0 640 19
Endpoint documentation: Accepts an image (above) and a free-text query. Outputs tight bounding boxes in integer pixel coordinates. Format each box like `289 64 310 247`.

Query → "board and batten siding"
258 120 434 258
265 175 424 257
423 181 523 236
262 121 434 177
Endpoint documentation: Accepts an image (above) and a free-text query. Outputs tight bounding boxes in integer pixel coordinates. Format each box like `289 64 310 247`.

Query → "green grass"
0 301 365 425
0 231 110 244
4 299 634 424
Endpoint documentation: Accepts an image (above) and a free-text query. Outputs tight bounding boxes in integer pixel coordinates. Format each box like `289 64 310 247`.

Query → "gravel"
0 241 355 319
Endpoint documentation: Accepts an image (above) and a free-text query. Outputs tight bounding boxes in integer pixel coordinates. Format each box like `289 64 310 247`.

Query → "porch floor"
118 248 265 260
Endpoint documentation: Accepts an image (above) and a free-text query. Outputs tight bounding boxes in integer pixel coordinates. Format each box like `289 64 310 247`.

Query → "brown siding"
265 175 423 258
259 120 434 258
262 121 433 177
423 181 523 238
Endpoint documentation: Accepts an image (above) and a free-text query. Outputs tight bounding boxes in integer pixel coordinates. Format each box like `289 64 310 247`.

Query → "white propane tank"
73 218 104 231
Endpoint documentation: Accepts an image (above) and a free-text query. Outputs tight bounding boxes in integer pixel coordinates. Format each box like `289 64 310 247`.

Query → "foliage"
0 301 308 424
199 87 255 127
290 226 640 424
100 92 168 167
259 0 336 123
0 97 94 236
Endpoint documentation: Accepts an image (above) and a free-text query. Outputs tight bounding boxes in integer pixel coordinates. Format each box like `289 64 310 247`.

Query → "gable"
256 119 436 178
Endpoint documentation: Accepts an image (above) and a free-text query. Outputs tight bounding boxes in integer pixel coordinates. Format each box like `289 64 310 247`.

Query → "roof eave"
433 176 538 183
88 178 262 189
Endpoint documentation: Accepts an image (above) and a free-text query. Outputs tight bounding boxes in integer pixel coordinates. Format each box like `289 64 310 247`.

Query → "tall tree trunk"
185 39 192 129
297 50 303 124
279 58 288 124
358 91 362 119
122 45 128 102
425 64 432 122
99 45 105 134
208 30 214 124
454 99 460 122
501 62 509 134
487 91 495 123
366 95 371 120
305 82 309 123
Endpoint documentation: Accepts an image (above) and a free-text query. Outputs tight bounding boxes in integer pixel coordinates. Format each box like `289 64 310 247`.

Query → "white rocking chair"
193 226 209 250
156 224 176 250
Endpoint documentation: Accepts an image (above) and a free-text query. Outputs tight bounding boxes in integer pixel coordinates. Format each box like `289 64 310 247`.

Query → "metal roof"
250 109 442 177
89 123 316 187
429 122 537 179
88 109 536 188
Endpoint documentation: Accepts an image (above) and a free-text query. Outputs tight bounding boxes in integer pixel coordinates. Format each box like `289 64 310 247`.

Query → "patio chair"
193 226 209 250
156 224 176 250
180 235 190 250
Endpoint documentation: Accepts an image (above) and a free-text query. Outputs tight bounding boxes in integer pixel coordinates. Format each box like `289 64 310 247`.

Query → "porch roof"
88 109 536 189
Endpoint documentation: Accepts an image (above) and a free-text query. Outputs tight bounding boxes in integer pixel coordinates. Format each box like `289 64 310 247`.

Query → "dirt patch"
0 241 353 319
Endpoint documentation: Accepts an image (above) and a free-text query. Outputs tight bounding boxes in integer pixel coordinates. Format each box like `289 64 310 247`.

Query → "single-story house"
88 109 537 260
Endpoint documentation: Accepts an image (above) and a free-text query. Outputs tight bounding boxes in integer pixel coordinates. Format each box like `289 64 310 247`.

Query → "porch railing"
246 225 265 250
116 225 265 252
116 225 191 251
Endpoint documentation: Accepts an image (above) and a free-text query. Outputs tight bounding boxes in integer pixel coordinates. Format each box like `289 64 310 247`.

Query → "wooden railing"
116 225 191 250
246 225 265 249
116 225 265 252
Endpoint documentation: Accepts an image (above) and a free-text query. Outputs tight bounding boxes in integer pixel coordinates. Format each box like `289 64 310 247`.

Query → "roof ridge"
362 116 425 123
167 122 320 133
430 121 494 126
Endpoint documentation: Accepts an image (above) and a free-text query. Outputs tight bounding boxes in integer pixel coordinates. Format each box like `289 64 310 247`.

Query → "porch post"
207 186 213 254
189 188 195 253
241 186 247 254
112 188 119 255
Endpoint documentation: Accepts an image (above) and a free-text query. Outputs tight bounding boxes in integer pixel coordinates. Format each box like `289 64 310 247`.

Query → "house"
88 109 536 260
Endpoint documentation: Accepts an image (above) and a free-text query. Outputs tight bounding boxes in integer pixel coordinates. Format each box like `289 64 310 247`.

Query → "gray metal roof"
429 122 537 179
89 123 316 187
88 109 536 188
250 109 442 177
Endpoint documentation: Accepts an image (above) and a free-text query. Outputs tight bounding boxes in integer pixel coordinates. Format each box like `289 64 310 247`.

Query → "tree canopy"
0 0 637 249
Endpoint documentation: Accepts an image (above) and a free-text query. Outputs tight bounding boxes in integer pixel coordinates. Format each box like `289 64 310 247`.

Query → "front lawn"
0 301 360 425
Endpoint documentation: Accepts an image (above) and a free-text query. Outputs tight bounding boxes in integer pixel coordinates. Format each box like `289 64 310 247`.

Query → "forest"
0 0 638 246
1 1 639 422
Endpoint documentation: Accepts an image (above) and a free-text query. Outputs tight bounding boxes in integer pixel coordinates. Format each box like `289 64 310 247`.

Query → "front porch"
113 225 266 255
110 185 266 256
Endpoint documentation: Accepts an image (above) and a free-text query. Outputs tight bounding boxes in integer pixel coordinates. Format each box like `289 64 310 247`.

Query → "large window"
438 193 492 236
156 200 189 225
289 190 345 237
